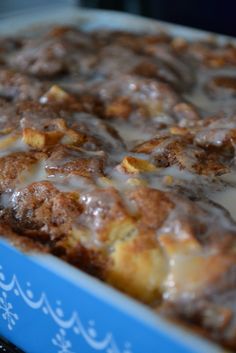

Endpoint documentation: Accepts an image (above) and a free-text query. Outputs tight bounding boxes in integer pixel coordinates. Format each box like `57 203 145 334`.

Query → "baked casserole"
0 24 236 350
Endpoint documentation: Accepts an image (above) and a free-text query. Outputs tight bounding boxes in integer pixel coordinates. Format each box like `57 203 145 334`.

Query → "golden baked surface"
0 25 236 350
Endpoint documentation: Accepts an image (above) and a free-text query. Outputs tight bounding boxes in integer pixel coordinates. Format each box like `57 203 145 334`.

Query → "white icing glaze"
110 121 153 148
18 160 48 189
159 166 196 181
0 135 28 157
209 186 236 221
50 174 95 192
219 170 236 184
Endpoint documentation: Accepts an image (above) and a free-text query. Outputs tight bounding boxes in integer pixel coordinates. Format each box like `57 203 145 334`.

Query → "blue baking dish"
0 238 225 353
0 6 234 353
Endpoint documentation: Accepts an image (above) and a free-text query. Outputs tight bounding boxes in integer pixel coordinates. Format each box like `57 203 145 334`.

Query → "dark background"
0 0 235 36
80 0 236 36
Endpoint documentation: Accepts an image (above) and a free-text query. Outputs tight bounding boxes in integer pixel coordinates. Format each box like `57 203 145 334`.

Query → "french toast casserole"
0 24 236 350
